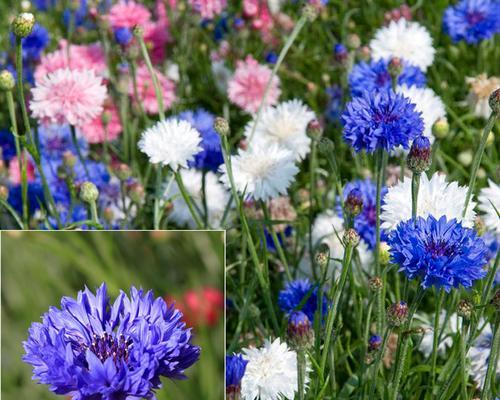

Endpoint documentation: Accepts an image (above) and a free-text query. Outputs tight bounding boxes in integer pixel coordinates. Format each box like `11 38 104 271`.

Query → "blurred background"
1 230 224 400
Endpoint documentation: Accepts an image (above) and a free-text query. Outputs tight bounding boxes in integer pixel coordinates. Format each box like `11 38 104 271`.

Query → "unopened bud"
11 13 35 38
432 118 449 139
0 70 15 92
346 33 361 50
474 216 485 236
113 163 132 181
368 334 382 351
287 311 314 349
307 119 323 140
457 299 473 319
0 185 9 201
318 137 334 154
387 301 409 327
127 182 145 203
407 136 431 173
314 242 330 270
63 151 77 169
388 57 403 80
214 117 230 136
343 228 360 247
369 276 383 292
458 150 473 167
345 188 363 217
334 43 348 63
489 88 500 115
80 182 99 203
132 25 144 38
302 4 318 21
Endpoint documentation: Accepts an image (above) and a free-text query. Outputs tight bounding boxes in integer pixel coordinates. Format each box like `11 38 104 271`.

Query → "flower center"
425 240 456 258
466 11 485 25
375 71 391 87
89 333 132 364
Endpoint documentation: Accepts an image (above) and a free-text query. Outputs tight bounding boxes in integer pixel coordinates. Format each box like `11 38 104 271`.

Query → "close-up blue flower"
341 89 424 153
388 215 489 291
278 279 329 322
23 283 200 399
348 59 426 97
443 0 500 44
226 354 248 392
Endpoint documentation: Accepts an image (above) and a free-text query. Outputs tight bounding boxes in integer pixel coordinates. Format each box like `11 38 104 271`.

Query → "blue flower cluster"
342 89 424 153
342 179 387 249
348 59 426 97
443 0 500 44
278 279 329 323
23 283 200 399
388 215 488 291
178 109 224 172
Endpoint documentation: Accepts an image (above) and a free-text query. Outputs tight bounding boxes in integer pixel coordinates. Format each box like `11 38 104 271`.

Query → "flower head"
241 338 299 400
388 215 488 291
138 119 202 170
23 283 200 398
348 59 426 97
227 55 281 114
477 179 500 235
370 19 435 71
226 354 248 395
106 0 152 29
219 142 299 201
278 279 328 323
443 0 500 44
189 0 227 19
245 99 316 160
381 172 476 231
30 68 107 127
342 89 424 153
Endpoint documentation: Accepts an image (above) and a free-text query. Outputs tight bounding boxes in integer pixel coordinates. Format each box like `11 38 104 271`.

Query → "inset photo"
1 231 224 400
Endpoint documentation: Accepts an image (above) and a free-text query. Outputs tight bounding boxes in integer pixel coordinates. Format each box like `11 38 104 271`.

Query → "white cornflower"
370 19 435 71
220 143 299 201
308 211 373 278
477 179 500 235
245 99 316 160
241 338 299 400
417 312 458 358
381 172 476 231
466 74 500 119
167 169 230 229
138 119 202 170
397 85 446 141
469 323 499 389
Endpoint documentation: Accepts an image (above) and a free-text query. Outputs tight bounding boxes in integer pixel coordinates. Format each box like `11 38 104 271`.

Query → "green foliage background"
1 230 224 400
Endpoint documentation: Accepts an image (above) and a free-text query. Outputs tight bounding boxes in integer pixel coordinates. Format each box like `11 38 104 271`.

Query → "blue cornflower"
178 109 224 172
38 124 88 160
342 89 424 153
63 0 89 28
388 215 488 291
226 354 247 392
443 0 500 44
348 59 426 97
325 85 344 123
32 0 57 10
10 23 50 60
23 283 200 398
264 226 293 253
334 43 348 62
342 179 387 249
114 27 133 46
8 181 44 215
278 279 328 322
0 128 17 162
47 204 88 228
265 51 278 64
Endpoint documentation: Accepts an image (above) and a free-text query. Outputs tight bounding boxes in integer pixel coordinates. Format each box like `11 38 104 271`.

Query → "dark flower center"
89 333 132 364
426 240 457 258
466 11 485 25
375 71 391 87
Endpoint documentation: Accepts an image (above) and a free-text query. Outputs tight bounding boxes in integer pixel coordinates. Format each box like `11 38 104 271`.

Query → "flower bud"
474 216 485 236
62 151 77 169
345 188 363 217
489 88 500 115
287 311 314 349
102 207 114 224
79 181 99 203
0 70 15 92
346 33 361 50
343 228 360 247
306 119 323 140
314 242 330 271
387 301 409 327
334 43 348 63
407 136 431 173
0 185 9 201
369 276 383 292
113 162 132 181
302 4 318 22
132 25 144 38
458 150 473 167
432 118 449 139
127 182 145 204
379 242 391 265
11 13 35 38
388 57 403 80
358 45 370 61
318 137 334 154
214 117 230 136
457 299 473 319
114 27 133 46
368 334 382 351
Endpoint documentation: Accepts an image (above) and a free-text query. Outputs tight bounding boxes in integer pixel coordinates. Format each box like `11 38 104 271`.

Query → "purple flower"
342 89 424 153
226 354 247 391
348 59 426 97
443 0 500 44
23 283 200 399
388 216 488 291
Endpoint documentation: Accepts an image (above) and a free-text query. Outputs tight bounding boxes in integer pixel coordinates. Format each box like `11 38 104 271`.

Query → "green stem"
430 289 444 389
309 139 318 279
297 349 306 400
70 125 89 177
89 200 100 225
174 171 204 229
481 315 499 400
462 111 497 217
368 327 391 398
459 320 469 400
153 165 163 230
411 172 420 219
15 38 33 145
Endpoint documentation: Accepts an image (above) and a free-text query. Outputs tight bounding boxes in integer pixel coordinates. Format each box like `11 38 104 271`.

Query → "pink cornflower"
9 154 36 185
30 68 107 128
188 0 227 19
243 0 274 40
80 101 122 144
129 64 176 115
34 41 107 82
106 0 151 29
227 55 281 114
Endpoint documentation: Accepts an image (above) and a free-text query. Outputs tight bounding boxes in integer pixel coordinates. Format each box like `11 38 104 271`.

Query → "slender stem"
89 200 100 225
459 320 469 400
411 172 420 219
70 125 89 177
174 171 204 229
430 289 444 389
320 243 354 378
481 315 499 400
368 327 391 399
309 139 318 279
247 14 308 142
297 349 306 400
15 38 33 144
462 111 497 217
153 165 163 230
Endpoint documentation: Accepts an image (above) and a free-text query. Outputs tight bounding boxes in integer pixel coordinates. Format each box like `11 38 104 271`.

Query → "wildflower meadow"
0 0 499 399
